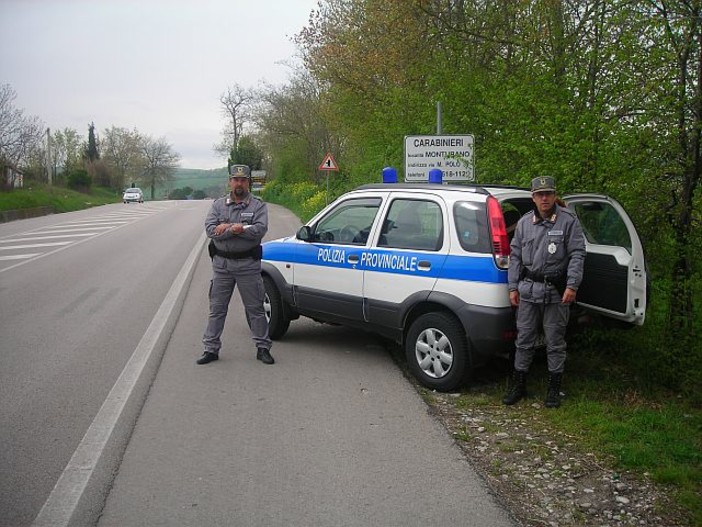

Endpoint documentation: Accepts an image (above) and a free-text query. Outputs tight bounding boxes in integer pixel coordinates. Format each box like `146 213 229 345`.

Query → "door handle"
418 260 431 271
348 254 359 264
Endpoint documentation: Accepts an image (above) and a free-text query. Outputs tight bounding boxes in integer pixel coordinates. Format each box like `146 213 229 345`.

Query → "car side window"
454 201 492 252
572 201 632 253
378 199 443 251
313 198 382 245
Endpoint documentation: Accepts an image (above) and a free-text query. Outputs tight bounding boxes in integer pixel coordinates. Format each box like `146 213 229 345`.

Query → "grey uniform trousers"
202 264 272 354
514 299 569 373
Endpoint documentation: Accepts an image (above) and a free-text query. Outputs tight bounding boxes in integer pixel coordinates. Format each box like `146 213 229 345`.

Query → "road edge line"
32 232 207 527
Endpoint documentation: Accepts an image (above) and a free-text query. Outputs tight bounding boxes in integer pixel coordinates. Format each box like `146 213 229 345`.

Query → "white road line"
31 233 207 527
1 233 96 241
43 226 115 233
0 242 71 250
0 253 41 261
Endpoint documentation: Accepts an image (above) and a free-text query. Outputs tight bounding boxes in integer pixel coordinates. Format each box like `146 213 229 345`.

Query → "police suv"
261 181 647 391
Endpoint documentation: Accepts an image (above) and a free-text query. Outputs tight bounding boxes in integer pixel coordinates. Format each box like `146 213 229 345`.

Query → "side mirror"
296 225 313 241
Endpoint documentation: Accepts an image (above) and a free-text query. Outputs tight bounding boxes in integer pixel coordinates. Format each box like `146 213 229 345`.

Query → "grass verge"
0 184 120 213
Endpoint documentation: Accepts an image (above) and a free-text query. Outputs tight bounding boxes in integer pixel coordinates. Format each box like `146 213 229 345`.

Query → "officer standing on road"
196 164 274 366
502 176 585 408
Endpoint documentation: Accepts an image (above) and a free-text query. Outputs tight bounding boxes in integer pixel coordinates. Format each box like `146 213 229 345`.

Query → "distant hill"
173 167 228 187
154 167 229 199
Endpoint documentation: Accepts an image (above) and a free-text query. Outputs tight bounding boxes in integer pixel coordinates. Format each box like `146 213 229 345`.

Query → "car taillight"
487 195 510 269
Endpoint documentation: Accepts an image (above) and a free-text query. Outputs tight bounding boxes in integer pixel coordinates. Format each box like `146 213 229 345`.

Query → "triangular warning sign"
319 152 339 171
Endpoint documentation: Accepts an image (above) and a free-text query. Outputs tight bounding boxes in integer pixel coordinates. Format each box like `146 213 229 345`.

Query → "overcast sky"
0 0 319 169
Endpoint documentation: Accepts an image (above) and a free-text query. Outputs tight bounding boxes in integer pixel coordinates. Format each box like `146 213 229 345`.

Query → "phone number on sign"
442 170 474 180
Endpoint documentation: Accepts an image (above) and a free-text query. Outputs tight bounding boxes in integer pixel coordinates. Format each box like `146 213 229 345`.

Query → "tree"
228 134 264 171
141 135 180 200
100 126 144 190
50 128 83 182
255 69 341 184
85 122 99 162
0 84 44 188
215 84 254 158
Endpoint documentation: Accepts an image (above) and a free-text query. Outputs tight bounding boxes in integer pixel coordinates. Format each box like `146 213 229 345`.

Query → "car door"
363 193 449 328
293 195 383 324
564 194 647 326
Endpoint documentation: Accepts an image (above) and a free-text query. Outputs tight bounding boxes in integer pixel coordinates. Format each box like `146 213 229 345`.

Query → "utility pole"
436 101 443 134
46 128 52 185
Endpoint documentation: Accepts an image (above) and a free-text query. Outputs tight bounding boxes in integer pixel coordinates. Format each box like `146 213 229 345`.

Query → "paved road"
95 205 516 526
0 201 211 526
2 200 516 526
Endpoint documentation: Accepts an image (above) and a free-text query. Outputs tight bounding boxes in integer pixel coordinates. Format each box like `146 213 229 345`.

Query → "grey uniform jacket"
205 193 268 273
508 205 586 304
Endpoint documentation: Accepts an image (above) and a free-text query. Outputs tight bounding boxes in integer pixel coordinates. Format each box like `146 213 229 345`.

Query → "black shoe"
256 348 275 365
196 351 219 365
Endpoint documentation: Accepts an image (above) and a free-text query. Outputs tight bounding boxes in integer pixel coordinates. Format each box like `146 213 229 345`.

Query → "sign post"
404 135 474 182
319 152 339 204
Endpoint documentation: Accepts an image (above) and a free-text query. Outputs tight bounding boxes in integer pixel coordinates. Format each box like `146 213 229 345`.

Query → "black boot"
544 372 563 408
502 370 528 405
257 348 275 365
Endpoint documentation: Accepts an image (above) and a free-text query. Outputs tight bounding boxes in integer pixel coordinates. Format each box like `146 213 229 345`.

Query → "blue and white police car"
261 179 647 391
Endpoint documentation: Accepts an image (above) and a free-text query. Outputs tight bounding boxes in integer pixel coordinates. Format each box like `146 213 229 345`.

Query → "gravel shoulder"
419 380 690 527
384 342 691 527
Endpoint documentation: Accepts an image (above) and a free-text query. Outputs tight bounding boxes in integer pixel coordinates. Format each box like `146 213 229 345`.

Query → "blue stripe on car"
263 240 506 283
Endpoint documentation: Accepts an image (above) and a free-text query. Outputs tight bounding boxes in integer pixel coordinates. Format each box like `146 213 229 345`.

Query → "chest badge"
548 242 557 254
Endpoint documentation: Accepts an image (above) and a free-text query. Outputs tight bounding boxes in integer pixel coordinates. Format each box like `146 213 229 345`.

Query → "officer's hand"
509 290 519 307
214 223 230 235
230 223 245 234
562 287 577 304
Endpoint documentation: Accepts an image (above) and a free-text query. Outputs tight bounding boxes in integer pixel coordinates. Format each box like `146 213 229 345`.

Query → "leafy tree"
100 126 144 191
50 128 83 183
228 134 264 171
0 83 44 188
141 135 180 200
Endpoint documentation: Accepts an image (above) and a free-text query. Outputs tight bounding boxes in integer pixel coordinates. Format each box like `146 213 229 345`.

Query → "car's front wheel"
405 312 469 392
263 275 290 340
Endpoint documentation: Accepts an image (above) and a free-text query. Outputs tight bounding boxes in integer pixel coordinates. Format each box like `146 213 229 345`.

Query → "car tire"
263 275 290 340
405 312 469 392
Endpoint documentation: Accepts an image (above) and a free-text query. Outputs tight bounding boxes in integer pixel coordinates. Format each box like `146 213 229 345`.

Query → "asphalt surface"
94 232 517 526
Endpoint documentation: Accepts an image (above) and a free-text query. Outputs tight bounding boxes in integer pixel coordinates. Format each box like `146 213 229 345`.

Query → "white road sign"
404 135 474 182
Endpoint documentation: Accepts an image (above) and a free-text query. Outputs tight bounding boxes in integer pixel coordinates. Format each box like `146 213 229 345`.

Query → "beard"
234 186 246 197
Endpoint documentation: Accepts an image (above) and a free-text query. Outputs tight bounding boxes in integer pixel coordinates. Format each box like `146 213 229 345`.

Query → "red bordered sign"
319 152 339 171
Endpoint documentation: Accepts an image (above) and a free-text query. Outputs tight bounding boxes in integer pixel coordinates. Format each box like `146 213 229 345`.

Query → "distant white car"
123 188 144 203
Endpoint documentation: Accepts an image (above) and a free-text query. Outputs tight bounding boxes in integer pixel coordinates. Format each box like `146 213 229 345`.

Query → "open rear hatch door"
563 194 647 326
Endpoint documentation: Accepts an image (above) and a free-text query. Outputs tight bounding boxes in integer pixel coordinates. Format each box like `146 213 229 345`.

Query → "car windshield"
126 189 141 193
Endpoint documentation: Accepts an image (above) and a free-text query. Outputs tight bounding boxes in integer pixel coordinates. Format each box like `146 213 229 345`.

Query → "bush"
66 169 92 192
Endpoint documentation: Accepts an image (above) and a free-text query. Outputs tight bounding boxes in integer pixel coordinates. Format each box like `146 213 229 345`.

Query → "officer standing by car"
196 164 274 366
503 176 585 408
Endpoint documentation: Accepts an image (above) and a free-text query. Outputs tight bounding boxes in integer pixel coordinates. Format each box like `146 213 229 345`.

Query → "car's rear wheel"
405 312 469 392
263 275 290 340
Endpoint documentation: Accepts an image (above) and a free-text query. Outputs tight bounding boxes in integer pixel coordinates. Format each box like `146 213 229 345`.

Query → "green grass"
0 184 120 213
545 386 702 525
464 368 702 525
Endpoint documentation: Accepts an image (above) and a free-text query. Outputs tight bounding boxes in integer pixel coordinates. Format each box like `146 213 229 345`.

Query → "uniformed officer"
503 176 585 407
197 164 274 365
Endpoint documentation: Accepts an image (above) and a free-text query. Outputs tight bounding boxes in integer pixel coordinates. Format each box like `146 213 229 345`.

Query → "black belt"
524 269 548 282
523 269 567 294
208 240 262 260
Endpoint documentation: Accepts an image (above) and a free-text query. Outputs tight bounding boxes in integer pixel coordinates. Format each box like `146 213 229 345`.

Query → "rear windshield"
453 201 491 253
